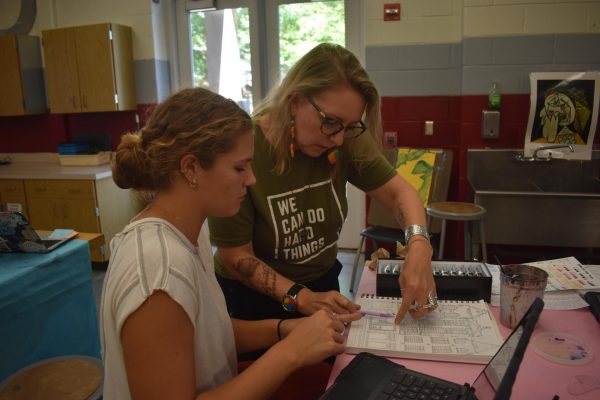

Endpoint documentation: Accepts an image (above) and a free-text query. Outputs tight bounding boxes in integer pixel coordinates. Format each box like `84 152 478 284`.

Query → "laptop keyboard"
374 370 461 400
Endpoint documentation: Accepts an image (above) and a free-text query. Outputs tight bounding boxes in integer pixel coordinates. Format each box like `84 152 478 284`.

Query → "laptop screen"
470 325 524 399
470 297 543 399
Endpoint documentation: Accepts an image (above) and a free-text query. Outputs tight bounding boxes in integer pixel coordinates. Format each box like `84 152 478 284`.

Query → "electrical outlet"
384 131 398 147
482 110 500 139
425 121 434 136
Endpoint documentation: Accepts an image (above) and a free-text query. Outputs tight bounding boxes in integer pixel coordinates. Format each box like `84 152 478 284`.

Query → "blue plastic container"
57 142 90 155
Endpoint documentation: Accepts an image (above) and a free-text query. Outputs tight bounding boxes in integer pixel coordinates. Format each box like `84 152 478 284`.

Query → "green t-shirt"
209 126 396 283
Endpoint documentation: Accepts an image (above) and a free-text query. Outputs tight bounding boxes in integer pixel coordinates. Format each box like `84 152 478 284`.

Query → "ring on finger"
427 291 439 307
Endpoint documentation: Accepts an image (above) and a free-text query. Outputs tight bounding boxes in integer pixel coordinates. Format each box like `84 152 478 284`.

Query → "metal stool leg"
438 219 447 259
350 235 366 293
480 220 488 262
465 220 473 260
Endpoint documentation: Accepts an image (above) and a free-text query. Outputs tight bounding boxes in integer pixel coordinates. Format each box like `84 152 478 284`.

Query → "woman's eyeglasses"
306 97 366 139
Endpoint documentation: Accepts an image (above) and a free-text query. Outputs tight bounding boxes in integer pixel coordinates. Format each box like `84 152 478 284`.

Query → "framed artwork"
524 72 599 160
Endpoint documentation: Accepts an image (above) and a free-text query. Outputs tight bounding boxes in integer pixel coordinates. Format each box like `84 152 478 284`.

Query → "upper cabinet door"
42 23 136 114
0 35 47 116
76 24 117 112
43 27 81 113
0 35 25 116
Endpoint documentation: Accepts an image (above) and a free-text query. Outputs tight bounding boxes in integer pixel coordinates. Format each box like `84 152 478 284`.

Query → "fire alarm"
384 3 401 21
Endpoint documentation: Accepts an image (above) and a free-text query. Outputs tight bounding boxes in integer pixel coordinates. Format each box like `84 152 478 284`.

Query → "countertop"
0 153 112 180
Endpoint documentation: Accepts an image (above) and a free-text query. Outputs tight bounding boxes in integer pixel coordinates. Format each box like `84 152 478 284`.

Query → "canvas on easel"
524 72 599 160
395 148 436 207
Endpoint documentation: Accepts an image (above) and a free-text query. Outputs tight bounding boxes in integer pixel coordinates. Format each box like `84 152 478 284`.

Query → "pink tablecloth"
329 267 600 400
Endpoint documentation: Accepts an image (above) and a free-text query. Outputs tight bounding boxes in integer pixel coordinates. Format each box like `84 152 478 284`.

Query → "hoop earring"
289 116 296 158
327 148 339 165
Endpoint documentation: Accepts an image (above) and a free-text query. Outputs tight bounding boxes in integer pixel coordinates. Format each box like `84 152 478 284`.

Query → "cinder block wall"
364 0 600 257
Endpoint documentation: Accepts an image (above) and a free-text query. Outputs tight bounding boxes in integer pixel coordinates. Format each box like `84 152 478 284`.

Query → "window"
176 0 362 108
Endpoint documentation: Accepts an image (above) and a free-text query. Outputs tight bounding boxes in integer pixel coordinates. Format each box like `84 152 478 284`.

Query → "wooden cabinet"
0 179 28 218
42 23 136 113
0 35 47 116
24 178 140 263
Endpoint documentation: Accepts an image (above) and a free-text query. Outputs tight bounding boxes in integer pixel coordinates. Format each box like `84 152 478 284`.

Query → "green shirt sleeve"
208 194 255 247
347 140 397 192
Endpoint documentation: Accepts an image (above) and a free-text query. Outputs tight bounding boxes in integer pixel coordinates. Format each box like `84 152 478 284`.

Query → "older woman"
209 43 437 328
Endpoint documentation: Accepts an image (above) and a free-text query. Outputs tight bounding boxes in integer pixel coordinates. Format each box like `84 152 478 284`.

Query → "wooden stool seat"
426 201 487 261
0 356 103 400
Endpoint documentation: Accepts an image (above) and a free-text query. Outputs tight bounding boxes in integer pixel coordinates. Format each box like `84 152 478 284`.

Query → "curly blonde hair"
253 43 382 175
112 88 252 192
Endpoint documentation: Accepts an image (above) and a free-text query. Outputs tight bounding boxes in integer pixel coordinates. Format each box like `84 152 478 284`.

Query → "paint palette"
532 332 593 365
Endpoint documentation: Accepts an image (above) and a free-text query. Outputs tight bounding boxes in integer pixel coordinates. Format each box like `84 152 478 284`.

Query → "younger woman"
101 87 359 399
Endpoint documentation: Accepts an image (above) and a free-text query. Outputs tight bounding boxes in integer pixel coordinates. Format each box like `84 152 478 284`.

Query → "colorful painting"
524 72 600 160
395 148 436 207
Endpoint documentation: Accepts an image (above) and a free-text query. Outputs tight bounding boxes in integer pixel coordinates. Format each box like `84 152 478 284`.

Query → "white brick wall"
0 0 19 29
464 5 526 37
590 3 600 32
524 3 589 35
366 0 600 45
366 0 462 45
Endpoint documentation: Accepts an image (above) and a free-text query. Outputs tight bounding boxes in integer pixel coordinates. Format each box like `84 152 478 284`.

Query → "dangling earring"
189 179 197 189
327 148 339 165
289 116 296 158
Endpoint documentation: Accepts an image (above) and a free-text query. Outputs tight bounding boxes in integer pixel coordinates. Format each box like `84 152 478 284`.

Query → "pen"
361 310 395 318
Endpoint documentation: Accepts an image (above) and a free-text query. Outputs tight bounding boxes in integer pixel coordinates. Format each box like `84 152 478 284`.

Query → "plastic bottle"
488 81 501 110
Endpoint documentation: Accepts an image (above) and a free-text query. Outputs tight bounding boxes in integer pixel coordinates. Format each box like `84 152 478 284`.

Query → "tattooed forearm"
233 257 278 298
261 268 277 298
234 257 260 284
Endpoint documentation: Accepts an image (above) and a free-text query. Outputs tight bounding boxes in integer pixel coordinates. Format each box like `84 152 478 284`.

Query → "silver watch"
404 224 430 243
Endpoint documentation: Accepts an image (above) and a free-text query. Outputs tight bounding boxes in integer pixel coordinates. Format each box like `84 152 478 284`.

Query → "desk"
0 240 101 382
37 230 105 268
330 267 600 400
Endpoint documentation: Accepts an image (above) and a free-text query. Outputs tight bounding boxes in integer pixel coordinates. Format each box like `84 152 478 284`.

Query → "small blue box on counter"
57 142 90 155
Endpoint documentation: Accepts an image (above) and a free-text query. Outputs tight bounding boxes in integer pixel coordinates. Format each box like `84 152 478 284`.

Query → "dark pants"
216 259 343 321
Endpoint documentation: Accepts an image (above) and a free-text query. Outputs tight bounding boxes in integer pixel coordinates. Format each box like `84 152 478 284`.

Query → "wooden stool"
426 201 487 262
0 356 103 400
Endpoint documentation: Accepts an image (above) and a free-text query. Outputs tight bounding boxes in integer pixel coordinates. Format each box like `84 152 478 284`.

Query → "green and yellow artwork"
395 148 436 207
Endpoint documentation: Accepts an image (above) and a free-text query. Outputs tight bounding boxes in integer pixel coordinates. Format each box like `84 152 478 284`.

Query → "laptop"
321 297 544 400
0 211 77 253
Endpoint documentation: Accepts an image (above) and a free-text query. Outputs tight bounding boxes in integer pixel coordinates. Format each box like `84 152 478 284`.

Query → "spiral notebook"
346 294 503 364
323 298 544 400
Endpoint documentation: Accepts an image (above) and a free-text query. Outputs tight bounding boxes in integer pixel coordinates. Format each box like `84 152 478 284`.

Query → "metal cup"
500 264 548 329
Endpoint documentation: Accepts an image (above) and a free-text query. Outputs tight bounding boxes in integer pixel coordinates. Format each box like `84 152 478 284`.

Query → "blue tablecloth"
0 240 100 381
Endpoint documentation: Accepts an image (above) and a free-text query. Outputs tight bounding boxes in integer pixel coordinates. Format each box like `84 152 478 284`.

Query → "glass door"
189 6 253 112
180 0 350 108
277 1 345 77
